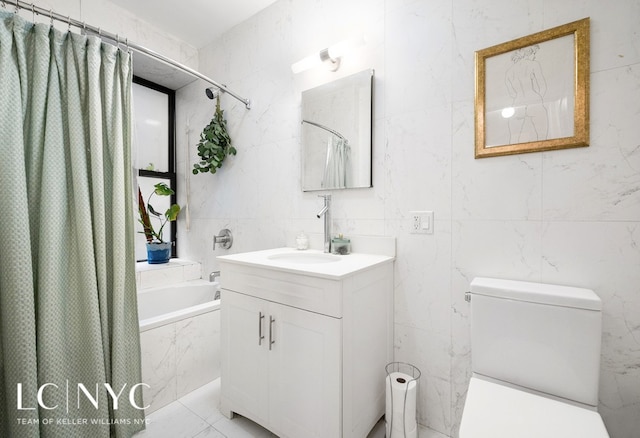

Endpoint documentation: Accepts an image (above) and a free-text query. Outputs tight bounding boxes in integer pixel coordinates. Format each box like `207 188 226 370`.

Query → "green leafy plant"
137 183 181 243
193 95 237 175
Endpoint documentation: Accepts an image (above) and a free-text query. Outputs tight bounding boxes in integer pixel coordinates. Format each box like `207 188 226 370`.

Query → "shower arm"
302 120 348 143
2 0 251 110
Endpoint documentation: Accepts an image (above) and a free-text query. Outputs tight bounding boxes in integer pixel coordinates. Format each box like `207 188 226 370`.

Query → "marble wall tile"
184 262 202 281
394 324 450 383
139 266 187 290
171 1 640 437
543 0 640 72
137 261 202 289
394 323 451 434
451 220 543 282
422 376 452 436
541 221 640 438
72 1 198 69
542 66 640 221
247 72 298 147
385 0 453 118
331 219 386 243
140 324 177 414
392 220 452 334
452 152 543 221
384 109 453 221
176 311 221 398
256 139 299 218
140 311 222 414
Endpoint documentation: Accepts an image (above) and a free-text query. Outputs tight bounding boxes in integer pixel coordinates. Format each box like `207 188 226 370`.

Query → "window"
132 76 177 261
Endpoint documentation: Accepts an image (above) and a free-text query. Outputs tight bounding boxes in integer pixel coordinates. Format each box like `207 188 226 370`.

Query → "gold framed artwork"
474 18 590 158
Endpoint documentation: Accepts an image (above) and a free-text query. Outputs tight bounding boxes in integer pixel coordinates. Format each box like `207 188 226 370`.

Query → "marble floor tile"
178 379 225 425
193 427 226 437
136 378 450 438
210 415 279 438
134 400 210 438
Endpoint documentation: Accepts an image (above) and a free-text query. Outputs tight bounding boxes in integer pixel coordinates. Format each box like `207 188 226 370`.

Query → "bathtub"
138 279 220 332
137 279 221 413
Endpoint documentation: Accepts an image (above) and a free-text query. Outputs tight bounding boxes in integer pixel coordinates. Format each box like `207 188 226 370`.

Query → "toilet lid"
459 376 610 438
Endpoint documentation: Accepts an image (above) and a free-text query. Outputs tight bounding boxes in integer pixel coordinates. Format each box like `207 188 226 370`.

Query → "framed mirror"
301 69 373 191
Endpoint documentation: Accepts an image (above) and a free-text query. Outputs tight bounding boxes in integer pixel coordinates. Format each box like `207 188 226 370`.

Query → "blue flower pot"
146 242 172 264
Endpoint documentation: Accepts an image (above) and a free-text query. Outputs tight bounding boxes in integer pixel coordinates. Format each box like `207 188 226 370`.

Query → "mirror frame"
301 69 374 191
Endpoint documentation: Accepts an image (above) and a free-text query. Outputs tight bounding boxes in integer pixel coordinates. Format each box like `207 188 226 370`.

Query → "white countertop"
217 247 395 280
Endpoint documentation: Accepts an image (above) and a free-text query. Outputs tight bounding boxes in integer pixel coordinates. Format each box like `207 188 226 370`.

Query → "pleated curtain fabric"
322 136 349 189
0 11 144 437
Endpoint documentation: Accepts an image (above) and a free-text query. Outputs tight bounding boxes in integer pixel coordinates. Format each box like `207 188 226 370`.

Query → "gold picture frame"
475 18 590 158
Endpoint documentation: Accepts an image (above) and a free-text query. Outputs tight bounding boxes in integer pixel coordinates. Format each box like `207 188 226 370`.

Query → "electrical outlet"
412 214 422 232
409 211 434 234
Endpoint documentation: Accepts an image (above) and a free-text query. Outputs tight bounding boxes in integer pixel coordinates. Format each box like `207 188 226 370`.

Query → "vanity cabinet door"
267 302 342 438
220 290 269 425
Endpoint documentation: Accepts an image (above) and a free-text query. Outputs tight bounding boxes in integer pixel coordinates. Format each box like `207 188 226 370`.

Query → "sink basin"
267 252 341 264
218 246 395 279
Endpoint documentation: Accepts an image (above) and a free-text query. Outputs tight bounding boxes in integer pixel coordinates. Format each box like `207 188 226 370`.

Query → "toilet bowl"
459 277 609 438
460 376 608 437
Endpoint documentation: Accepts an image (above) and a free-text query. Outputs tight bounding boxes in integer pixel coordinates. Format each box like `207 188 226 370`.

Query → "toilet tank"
469 277 603 407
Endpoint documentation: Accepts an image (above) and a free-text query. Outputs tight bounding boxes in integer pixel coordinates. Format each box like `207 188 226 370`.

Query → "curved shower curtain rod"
302 120 348 142
2 0 252 109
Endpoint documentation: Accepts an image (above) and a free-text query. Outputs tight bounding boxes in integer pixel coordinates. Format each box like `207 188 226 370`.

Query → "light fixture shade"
291 53 322 74
291 33 366 74
327 33 366 59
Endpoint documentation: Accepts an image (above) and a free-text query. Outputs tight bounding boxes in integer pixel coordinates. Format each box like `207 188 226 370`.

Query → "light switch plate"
410 211 434 234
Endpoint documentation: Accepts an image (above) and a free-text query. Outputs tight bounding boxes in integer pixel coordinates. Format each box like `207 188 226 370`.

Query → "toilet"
459 277 610 438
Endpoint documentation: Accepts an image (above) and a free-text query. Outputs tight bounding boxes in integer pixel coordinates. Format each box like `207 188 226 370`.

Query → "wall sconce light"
291 34 366 74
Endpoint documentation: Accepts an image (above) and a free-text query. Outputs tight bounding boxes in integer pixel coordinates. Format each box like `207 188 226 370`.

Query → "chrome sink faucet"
316 194 332 253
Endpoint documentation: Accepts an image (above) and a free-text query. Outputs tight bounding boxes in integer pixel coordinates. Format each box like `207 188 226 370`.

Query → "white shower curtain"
322 136 350 189
0 11 144 438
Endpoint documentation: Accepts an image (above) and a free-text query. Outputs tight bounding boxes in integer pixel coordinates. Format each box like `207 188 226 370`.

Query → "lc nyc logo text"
16 382 150 411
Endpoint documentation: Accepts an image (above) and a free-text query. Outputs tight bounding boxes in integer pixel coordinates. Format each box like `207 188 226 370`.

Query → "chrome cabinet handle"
269 316 275 350
258 312 265 345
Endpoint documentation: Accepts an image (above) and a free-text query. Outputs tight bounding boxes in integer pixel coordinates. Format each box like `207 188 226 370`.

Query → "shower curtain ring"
30 3 34 20
48 8 52 25
67 15 71 31
14 0 19 13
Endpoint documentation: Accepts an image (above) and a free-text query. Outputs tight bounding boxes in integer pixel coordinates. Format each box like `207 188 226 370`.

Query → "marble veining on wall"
173 0 640 437
140 310 220 414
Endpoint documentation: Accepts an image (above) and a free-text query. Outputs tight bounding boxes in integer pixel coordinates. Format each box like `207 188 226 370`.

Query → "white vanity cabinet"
218 248 394 438
222 290 341 437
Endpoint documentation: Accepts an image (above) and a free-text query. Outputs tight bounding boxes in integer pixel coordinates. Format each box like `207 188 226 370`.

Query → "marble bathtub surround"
140 308 220 414
136 259 202 290
136 259 220 414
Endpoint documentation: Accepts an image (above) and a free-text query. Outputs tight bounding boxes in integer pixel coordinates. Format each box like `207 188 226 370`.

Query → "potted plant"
137 183 181 264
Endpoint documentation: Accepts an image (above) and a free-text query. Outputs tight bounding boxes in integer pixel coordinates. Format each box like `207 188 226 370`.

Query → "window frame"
133 76 178 260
